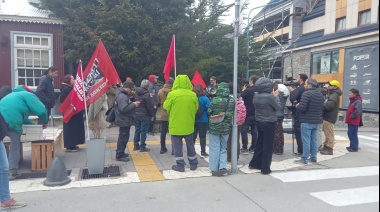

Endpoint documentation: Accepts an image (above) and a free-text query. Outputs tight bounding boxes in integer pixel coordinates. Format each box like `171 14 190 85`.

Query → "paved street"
7 126 379 211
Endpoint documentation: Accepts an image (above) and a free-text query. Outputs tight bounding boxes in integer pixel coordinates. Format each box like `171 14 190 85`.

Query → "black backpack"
195 99 204 119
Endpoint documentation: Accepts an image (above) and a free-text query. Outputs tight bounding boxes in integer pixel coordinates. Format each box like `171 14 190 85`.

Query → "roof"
0 0 62 24
303 0 325 22
287 23 379 50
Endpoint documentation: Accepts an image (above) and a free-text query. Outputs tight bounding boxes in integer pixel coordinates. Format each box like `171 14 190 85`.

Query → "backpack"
195 98 204 119
236 97 247 125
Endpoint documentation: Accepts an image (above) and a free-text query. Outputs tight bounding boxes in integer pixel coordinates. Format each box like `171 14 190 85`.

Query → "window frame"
336 17 347 32
358 10 371 26
311 50 340 75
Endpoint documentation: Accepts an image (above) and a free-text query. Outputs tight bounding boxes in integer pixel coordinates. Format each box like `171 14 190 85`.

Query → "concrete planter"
86 138 106 175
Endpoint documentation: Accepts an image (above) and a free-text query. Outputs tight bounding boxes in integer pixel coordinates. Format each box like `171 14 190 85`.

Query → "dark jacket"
241 85 257 117
345 96 363 126
114 88 136 127
298 87 324 124
149 82 158 106
134 87 154 118
289 83 305 114
253 78 282 123
323 88 343 123
59 83 72 103
36 74 56 108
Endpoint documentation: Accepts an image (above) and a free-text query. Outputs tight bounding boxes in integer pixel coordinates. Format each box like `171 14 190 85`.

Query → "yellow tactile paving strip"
126 142 165 182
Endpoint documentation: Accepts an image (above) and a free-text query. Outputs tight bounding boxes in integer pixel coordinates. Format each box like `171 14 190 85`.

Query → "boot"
320 147 333 155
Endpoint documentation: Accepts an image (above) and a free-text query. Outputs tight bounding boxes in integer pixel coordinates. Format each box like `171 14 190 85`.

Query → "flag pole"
173 34 177 78
80 60 91 140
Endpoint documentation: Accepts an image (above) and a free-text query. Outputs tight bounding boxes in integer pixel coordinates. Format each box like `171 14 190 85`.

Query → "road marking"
126 143 165 182
358 135 379 141
271 166 379 183
310 186 379 207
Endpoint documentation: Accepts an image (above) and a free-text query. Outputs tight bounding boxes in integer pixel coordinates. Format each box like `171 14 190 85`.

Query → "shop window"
358 10 371 26
336 17 346 31
312 51 340 74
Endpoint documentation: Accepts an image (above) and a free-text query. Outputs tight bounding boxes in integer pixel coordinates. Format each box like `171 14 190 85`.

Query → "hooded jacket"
323 88 343 123
208 82 235 135
134 87 154 118
114 87 136 127
253 78 282 123
163 75 198 135
158 84 172 121
36 74 56 108
345 96 363 126
0 86 48 133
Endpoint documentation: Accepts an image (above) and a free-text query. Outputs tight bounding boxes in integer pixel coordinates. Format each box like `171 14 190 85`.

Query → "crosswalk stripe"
358 135 379 141
271 166 379 183
310 186 379 207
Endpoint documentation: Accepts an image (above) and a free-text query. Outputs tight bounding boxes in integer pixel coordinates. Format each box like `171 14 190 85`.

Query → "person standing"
114 81 140 162
36 66 59 123
345 88 363 152
0 85 48 180
294 79 324 165
60 74 85 152
148 75 159 135
163 75 199 172
133 79 155 152
248 78 281 175
288 74 308 155
206 76 218 99
320 80 342 155
208 82 235 176
240 76 259 154
158 77 174 154
273 82 289 155
193 84 210 157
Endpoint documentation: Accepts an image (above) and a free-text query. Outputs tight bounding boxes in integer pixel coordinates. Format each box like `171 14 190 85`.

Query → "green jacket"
163 75 198 136
208 82 235 135
0 86 48 133
323 88 343 124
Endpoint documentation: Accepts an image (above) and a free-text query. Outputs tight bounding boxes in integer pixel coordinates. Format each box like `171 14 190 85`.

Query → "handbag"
106 100 117 123
210 96 230 124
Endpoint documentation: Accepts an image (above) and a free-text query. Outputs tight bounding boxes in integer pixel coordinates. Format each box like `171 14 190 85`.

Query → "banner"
58 40 121 123
163 35 176 83
191 70 206 89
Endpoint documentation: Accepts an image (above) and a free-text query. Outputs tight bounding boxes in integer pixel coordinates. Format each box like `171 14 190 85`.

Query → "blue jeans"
0 141 10 203
133 116 150 149
348 124 359 151
209 133 229 172
301 123 318 163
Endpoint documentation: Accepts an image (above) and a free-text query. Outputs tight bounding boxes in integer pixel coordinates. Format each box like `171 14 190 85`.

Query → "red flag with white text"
58 40 121 123
191 70 206 89
163 35 175 83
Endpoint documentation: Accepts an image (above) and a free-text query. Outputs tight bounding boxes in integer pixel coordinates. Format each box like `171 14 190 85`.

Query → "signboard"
343 44 379 112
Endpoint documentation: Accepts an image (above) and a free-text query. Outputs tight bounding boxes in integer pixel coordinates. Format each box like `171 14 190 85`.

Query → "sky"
222 0 271 25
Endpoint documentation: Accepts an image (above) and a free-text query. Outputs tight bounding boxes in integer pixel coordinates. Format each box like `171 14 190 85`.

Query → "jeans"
116 126 131 154
241 115 257 150
348 124 359 151
160 121 169 150
172 134 198 169
293 113 303 154
301 123 319 163
249 121 276 174
133 116 150 149
209 133 229 172
193 122 208 153
0 141 10 203
7 130 22 174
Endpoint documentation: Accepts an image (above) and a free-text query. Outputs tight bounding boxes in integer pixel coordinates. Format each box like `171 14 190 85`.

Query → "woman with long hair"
193 84 210 157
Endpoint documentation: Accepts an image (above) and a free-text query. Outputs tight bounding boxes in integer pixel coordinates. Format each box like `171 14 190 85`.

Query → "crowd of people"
0 66 364 209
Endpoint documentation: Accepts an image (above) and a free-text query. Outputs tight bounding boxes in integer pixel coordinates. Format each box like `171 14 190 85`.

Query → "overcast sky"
222 0 271 25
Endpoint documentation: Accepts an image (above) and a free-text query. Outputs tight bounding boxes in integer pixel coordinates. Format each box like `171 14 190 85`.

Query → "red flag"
191 70 206 89
58 40 121 123
163 35 175 83
71 61 85 112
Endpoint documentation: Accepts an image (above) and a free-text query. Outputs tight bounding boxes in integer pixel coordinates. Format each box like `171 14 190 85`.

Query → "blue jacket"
195 95 210 123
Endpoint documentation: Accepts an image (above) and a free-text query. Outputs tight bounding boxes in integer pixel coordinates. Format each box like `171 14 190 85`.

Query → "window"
312 51 340 74
13 34 52 87
359 10 371 26
336 17 346 31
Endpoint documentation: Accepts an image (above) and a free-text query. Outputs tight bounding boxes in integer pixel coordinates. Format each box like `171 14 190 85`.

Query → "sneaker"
310 159 318 164
201 152 209 157
346 146 352 150
241 149 249 155
172 165 185 172
219 168 228 176
133 146 140 151
116 157 130 162
293 152 302 157
347 148 358 152
190 165 198 171
320 147 333 155
75 145 80 150
248 148 254 154
294 159 307 165
160 148 168 154
211 170 222 177
8 173 21 181
140 148 150 152
121 153 130 158
0 198 26 210
66 147 78 152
